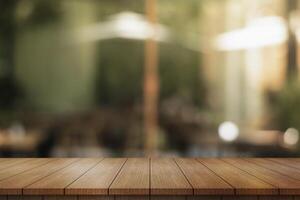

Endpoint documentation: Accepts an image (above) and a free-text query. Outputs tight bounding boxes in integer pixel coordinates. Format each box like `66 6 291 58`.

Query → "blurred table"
0 130 44 154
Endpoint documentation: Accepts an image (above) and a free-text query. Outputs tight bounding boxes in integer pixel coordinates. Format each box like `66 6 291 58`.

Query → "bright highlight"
218 121 239 142
284 128 299 146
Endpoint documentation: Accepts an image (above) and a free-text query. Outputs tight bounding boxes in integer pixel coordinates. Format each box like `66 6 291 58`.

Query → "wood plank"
0 159 33 171
66 158 126 195
110 158 149 195
0 158 78 195
24 158 102 195
151 158 192 195
245 158 300 180
198 159 277 195
175 158 233 195
268 158 300 170
223 158 300 195
0 158 51 182
0 158 297 198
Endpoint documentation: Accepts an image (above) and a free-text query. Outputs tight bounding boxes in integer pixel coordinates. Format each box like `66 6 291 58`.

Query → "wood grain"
110 158 149 195
245 158 300 180
223 158 300 195
0 158 51 182
268 158 300 170
0 159 33 171
151 158 192 195
66 158 126 195
0 158 297 198
198 159 277 195
24 158 102 195
0 158 78 195
175 158 233 195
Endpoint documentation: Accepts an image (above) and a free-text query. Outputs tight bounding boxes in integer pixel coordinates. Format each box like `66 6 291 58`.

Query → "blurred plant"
16 0 62 28
0 0 23 111
95 40 205 108
0 76 23 109
96 39 144 106
268 77 300 131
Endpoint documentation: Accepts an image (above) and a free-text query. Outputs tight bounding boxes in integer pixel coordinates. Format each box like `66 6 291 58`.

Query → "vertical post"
144 0 159 156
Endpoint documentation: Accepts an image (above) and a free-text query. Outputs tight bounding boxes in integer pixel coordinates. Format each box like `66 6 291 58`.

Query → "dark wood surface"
0 158 298 198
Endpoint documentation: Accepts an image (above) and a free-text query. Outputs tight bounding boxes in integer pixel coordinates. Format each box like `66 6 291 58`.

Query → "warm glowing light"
284 128 299 146
218 121 239 142
215 16 288 50
76 12 170 43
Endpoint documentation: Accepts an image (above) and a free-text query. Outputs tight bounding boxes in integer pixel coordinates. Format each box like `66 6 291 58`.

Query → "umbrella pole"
144 0 159 157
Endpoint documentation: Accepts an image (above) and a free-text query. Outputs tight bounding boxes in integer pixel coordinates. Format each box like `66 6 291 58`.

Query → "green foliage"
159 43 204 107
16 0 62 28
96 39 144 106
270 78 300 131
28 0 62 26
95 39 205 107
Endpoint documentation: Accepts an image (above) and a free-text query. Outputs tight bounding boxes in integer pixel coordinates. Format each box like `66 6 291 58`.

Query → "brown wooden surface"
222 196 257 200
7 196 42 200
0 159 51 182
198 158 277 195
2 195 300 200
66 158 126 195
110 158 149 195
245 158 300 180
115 196 149 200
151 158 193 195
223 158 300 195
0 158 298 197
0 158 78 195
175 158 233 195
259 196 293 200
187 196 221 200
0 159 33 171
78 196 113 200
24 158 102 195
268 158 300 170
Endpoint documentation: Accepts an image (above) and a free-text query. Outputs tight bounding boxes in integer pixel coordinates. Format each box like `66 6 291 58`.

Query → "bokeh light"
218 121 239 142
284 128 299 146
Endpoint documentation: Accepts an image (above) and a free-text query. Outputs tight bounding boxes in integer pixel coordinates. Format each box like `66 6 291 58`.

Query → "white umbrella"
75 11 170 43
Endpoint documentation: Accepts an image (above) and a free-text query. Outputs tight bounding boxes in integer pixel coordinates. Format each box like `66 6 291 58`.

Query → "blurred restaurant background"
1 0 300 157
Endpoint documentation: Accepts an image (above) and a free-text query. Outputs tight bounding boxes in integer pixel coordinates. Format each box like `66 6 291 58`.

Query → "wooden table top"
0 158 299 196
